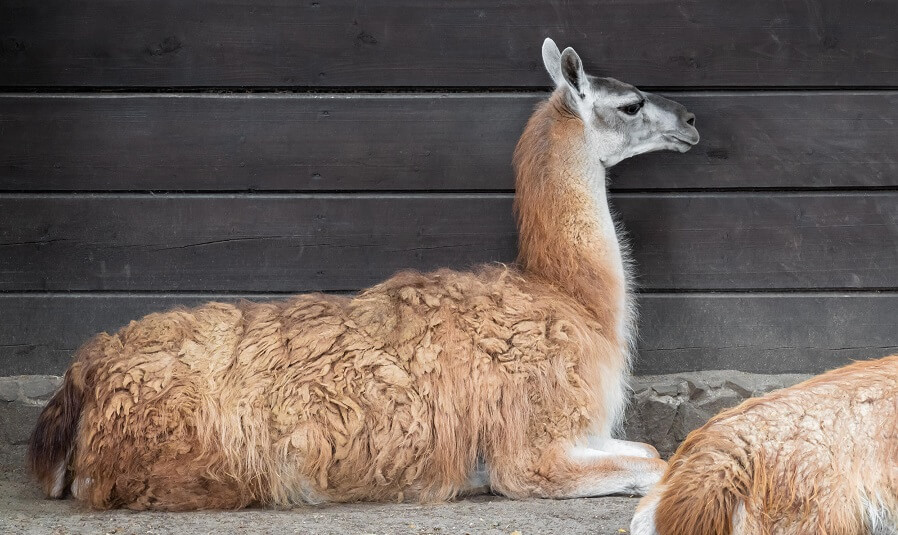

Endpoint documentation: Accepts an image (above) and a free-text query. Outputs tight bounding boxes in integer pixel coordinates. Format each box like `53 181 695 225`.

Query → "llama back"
633 355 898 535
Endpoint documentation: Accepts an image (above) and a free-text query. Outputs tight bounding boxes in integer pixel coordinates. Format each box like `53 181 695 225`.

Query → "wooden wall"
1 1 896 375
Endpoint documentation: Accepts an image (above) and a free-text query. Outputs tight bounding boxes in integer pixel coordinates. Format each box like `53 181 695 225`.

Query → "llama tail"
637 439 751 535
27 366 85 498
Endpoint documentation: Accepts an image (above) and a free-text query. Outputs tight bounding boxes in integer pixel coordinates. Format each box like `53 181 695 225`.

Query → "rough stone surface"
0 378 18 402
0 404 42 445
0 375 61 403
624 370 811 456
17 376 62 400
0 375 65 445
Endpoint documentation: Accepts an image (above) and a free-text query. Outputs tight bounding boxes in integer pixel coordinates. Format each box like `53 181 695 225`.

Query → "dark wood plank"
3 92 898 192
0 94 530 192
2 1 896 87
625 192 898 290
635 293 898 375
0 194 518 292
1 193 895 292
2 293 895 376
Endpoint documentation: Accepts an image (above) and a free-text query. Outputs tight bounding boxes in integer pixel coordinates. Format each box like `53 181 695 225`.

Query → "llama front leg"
491 445 667 499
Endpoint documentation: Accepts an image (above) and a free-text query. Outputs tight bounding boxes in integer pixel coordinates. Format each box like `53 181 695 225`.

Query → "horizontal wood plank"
3 92 898 192
1 1 896 87
636 293 898 375
1 193 895 292
1 293 894 376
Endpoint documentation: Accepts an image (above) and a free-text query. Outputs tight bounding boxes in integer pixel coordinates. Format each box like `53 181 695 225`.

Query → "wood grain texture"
1 193 895 292
0 194 518 292
2 293 894 376
1 1 896 87
636 293 898 375
3 92 898 192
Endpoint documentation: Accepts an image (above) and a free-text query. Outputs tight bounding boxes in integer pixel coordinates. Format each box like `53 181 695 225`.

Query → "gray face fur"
542 38 700 168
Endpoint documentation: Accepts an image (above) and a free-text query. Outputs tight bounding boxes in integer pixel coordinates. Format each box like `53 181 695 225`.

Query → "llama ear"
560 47 587 98
541 38 563 86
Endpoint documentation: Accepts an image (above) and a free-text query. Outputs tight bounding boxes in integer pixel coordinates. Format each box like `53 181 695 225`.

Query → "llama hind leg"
491 444 667 499
589 437 661 459
72 447 251 511
558 447 667 497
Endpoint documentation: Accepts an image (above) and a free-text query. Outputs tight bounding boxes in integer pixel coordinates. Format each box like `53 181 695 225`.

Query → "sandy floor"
0 446 639 534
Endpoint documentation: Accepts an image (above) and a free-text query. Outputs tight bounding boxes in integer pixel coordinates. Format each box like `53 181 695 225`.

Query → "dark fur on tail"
27 367 84 498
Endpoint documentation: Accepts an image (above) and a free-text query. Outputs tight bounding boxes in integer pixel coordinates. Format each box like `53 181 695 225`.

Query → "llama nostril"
686 114 696 126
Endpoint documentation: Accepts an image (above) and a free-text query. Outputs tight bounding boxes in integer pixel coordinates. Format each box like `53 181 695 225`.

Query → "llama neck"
513 94 631 345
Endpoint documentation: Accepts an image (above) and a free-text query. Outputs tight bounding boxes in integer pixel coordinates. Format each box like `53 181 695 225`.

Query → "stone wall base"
1 372 811 455
0 375 62 445
624 370 809 456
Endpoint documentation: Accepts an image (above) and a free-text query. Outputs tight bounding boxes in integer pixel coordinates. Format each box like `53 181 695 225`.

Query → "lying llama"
631 354 898 535
29 38 699 510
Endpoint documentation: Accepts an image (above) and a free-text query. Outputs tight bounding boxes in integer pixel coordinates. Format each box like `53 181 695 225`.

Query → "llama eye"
619 100 644 116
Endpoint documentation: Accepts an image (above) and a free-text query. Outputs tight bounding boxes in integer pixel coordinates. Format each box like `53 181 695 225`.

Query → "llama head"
541 38 699 168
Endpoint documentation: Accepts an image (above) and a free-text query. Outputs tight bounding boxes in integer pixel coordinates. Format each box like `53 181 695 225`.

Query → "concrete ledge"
1 372 811 453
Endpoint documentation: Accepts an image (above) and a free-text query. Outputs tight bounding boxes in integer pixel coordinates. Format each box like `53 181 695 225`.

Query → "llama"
630 354 898 535
28 38 699 510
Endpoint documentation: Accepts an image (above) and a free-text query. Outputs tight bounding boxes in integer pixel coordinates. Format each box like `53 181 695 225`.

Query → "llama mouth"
665 133 699 151
666 134 699 146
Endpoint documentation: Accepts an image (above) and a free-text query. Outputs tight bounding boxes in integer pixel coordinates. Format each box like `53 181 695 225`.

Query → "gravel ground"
0 446 639 535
